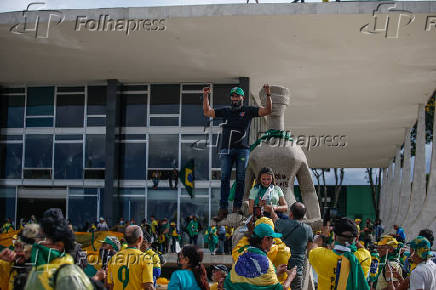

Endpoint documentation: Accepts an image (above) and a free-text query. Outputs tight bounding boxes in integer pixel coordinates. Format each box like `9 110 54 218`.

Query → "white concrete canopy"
1 2 435 168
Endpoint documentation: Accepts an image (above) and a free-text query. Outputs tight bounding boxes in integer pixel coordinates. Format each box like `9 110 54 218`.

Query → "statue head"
259 85 290 117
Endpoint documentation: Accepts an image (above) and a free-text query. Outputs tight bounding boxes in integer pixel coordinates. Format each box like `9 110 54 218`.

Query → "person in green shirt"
248 167 288 219
205 226 219 255
187 216 200 246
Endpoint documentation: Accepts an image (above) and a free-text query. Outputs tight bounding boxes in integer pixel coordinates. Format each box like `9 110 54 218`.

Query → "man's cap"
230 87 244 97
100 236 120 251
170 222 176 226
334 217 358 237
255 217 275 230
253 223 282 239
377 235 399 247
99 217 104 221
212 264 228 273
408 236 434 259
354 219 361 223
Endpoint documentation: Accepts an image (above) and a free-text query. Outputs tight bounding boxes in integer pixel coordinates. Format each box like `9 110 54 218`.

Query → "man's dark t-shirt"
214 106 259 150
275 219 314 273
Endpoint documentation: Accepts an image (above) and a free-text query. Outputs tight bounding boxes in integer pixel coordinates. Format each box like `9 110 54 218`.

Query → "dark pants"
171 236 178 253
219 148 250 209
189 235 198 245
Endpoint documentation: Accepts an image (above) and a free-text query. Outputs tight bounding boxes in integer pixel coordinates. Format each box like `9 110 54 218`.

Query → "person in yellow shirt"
308 217 371 290
140 231 161 288
107 225 154 290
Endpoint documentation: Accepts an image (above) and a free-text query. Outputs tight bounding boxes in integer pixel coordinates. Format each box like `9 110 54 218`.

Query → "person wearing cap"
393 225 406 244
225 222 296 289
97 217 109 231
374 235 402 290
210 264 228 290
355 218 362 234
308 217 371 290
99 236 120 269
203 84 272 221
408 236 436 290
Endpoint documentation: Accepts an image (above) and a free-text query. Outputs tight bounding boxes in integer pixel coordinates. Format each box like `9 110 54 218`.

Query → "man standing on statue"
203 84 272 221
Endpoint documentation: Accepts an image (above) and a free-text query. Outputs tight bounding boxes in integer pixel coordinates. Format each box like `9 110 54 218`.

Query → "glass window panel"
85 135 105 168
55 94 85 128
150 84 180 114
87 86 106 115
54 143 83 179
68 195 97 231
84 169 105 179
212 84 237 126
1 94 25 128
148 134 178 169
87 117 105 126
181 93 208 127
57 87 84 93
117 195 145 224
1 88 25 94
149 117 179 126
0 135 23 141
181 141 209 180
55 135 82 141
147 189 177 221
0 187 16 227
211 188 220 219
120 143 146 180
212 134 220 168
120 85 148 91
26 117 53 127
120 94 147 127
0 143 22 179
26 87 54 116
23 169 51 179
180 192 209 229
25 134 53 168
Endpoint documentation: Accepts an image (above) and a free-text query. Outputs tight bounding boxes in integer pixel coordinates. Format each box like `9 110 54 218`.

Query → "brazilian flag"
180 159 195 197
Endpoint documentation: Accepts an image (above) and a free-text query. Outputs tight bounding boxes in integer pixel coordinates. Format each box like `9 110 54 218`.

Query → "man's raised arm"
203 87 215 118
258 84 272 117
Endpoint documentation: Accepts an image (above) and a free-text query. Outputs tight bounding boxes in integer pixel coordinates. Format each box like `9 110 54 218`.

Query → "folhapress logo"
9 2 64 39
360 3 415 39
75 15 167 35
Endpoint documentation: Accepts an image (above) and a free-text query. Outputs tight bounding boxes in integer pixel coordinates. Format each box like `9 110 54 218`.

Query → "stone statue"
243 85 321 222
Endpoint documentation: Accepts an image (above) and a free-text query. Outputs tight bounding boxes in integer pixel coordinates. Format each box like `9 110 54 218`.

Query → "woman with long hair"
248 167 288 219
168 245 210 290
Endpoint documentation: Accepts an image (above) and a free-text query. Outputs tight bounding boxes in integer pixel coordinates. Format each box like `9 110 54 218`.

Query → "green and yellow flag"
180 159 195 197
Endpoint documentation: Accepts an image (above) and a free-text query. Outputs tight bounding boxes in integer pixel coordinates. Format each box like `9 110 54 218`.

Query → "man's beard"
231 100 243 111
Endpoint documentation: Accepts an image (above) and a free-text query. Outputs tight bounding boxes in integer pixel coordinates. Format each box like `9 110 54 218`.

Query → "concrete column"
381 165 393 223
387 149 402 227
394 128 412 227
379 168 388 222
405 104 427 233
412 107 436 235
103 79 120 226
384 162 395 230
